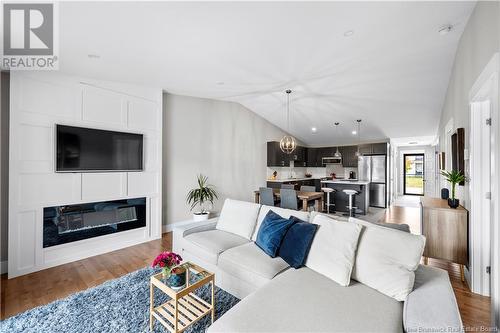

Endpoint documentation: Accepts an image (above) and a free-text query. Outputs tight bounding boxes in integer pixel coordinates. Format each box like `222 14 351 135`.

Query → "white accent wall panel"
81 173 127 201
8 72 162 278
19 78 79 118
128 172 159 196
15 211 37 271
18 173 81 206
128 98 160 131
82 86 126 126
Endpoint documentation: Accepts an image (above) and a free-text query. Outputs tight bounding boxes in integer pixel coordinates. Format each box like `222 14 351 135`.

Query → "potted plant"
152 251 186 289
440 170 465 208
186 174 219 221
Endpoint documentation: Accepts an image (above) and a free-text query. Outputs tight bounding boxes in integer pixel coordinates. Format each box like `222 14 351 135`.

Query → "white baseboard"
162 219 198 233
1 260 7 274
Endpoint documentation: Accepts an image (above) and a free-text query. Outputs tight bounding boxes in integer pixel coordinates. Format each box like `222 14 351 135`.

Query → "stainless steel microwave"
322 156 342 165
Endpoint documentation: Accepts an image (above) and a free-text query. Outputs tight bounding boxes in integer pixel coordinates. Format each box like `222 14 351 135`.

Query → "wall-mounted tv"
56 125 144 172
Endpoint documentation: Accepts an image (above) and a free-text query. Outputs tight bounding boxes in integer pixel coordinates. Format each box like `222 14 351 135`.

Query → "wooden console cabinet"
420 197 468 281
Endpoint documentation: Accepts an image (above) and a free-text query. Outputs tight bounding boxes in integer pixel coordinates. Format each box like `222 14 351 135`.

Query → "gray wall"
1 72 9 263
437 1 500 208
162 93 288 225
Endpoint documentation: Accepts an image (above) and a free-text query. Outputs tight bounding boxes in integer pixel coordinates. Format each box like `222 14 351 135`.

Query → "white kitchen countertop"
320 180 371 185
266 177 320 182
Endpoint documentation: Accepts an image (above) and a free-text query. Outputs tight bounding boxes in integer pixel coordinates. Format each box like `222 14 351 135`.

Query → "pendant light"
355 119 362 157
334 122 342 157
279 89 297 154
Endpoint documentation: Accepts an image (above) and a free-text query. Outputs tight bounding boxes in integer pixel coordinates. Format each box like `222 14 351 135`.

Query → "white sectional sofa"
173 199 462 332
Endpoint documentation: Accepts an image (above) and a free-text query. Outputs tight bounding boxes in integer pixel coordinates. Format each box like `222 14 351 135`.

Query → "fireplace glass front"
43 197 147 248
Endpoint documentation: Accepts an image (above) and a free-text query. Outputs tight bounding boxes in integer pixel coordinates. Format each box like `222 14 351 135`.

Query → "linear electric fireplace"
43 198 147 248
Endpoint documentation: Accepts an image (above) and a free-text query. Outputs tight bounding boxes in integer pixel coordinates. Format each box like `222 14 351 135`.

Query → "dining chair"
281 184 295 190
300 185 317 211
259 187 275 206
280 189 298 210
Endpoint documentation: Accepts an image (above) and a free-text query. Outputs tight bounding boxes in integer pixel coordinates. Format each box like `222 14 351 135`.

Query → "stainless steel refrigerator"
358 155 386 208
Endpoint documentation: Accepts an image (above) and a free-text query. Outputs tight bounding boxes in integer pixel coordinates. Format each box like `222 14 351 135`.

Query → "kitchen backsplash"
267 164 357 180
326 165 357 179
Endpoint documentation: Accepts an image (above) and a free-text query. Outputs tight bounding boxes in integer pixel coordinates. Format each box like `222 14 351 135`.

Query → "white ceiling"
59 1 475 145
390 135 437 148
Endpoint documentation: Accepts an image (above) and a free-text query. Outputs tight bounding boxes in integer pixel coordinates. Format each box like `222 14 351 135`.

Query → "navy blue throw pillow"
279 216 319 268
256 210 295 258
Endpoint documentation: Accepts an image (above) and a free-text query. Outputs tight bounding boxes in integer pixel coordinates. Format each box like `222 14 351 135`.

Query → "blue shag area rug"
1 267 240 333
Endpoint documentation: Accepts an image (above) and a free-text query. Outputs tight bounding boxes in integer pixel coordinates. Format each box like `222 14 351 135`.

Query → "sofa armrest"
404 265 462 332
174 218 218 237
172 218 218 254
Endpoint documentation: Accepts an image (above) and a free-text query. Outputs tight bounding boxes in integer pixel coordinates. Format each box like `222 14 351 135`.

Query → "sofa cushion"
208 267 403 333
255 210 295 257
306 214 362 286
351 218 426 301
404 265 462 332
216 199 261 239
218 242 289 287
183 230 249 265
252 205 309 241
279 217 318 268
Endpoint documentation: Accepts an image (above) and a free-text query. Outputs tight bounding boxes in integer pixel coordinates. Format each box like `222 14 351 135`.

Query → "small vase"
161 267 170 279
448 198 460 209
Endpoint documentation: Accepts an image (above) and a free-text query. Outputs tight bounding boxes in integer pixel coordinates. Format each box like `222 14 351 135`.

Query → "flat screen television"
56 125 143 172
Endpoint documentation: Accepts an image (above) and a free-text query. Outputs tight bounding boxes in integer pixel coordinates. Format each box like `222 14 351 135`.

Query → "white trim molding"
468 53 499 315
162 220 197 233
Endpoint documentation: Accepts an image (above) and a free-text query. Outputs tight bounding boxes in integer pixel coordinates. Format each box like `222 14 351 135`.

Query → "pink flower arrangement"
152 251 182 274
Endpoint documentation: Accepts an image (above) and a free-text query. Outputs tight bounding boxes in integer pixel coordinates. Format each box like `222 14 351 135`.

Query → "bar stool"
321 187 335 214
343 189 358 217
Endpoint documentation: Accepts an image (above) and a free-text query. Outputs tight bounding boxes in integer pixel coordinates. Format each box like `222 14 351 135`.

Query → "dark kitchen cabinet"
317 147 331 166
267 141 386 168
372 143 388 154
306 148 319 167
289 146 307 167
339 145 359 167
307 147 332 167
358 144 373 155
267 142 289 167
323 147 337 157
267 142 308 167
358 143 388 155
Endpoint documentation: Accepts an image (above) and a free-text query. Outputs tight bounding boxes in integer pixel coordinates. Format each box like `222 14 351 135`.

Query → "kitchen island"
320 180 370 215
266 177 320 190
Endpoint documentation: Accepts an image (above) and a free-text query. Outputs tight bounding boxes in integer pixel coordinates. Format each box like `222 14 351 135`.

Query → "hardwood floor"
1 209 492 330
0 234 172 320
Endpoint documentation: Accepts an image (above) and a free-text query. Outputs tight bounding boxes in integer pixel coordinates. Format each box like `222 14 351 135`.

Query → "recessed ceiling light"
88 54 100 59
311 127 317 133
438 25 453 35
409 141 418 145
344 30 354 37
352 130 357 135
216 81 224 85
